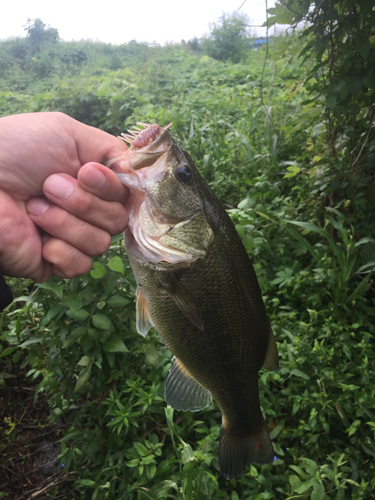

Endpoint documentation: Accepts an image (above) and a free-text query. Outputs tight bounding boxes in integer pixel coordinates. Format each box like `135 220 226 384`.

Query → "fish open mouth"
109 123 197 264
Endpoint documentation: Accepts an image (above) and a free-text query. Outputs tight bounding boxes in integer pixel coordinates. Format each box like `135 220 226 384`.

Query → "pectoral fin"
160 273 204 330
136 288 154 337
262 327 279 371
165 357 212 411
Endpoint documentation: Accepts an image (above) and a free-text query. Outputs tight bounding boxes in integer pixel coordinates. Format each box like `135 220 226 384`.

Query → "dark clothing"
0 273 13 311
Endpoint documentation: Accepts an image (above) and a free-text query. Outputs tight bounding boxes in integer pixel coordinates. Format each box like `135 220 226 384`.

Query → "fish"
108 123 279 479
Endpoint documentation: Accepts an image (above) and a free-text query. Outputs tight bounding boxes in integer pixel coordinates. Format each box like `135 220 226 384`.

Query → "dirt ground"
0 366 73 500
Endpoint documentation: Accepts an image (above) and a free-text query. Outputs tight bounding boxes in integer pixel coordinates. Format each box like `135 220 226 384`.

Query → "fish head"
108 124 214 264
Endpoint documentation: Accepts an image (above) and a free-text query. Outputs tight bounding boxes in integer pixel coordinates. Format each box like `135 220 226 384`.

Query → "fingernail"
80 166 106 190
44 174 75 200
26 198 50 216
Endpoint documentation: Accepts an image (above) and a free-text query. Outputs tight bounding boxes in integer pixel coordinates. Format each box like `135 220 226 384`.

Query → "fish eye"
175 164 192 185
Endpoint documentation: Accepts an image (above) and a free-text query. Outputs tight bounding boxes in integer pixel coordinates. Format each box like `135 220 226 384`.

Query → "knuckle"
105 204 128 235
92 232 111 256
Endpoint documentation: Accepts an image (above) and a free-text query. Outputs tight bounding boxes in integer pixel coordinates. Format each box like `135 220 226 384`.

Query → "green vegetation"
1 3 375 499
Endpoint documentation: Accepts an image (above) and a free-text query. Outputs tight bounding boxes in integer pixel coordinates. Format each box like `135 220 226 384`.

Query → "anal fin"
165 357 212 411
262 327 279 371
136 288 154 337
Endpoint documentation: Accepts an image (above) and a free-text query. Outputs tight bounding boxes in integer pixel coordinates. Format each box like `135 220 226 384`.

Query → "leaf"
90 262 107 279
311 479 325 500
19 336 45 348
126 459 140 467
103 333 128 353
347 419 361 437
78 355 92 367
299 458 319 475
139 480 179 499
284 165 301 179
62 327 87 349
108 256 124 274
133 442 148 456
92 314 114 330
66 308 90 320
357 37 370 59
181 443 195 463
74 359 93 392
326 95 337 109
106 295 130 307
75 479 96 487
291 369 310 380
270 422 284 439
0 346 18 358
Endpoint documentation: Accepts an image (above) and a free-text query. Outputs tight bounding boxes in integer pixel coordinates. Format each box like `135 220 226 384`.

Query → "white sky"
0 0 276 45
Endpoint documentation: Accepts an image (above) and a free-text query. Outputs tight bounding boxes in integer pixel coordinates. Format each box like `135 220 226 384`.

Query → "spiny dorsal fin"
165 357 212 411
136 288 154 337
160 273 204 330
262 327 279 371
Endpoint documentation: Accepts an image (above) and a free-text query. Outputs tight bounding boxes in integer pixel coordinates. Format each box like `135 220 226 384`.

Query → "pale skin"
0 112 130 283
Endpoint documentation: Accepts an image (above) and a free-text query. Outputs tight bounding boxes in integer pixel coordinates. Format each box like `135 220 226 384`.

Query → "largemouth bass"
108 123 279 479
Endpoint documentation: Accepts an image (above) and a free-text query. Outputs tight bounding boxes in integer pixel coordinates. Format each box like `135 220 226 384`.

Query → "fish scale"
109 122 279 479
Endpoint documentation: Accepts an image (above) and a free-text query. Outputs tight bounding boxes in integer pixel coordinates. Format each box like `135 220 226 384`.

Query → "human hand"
0 112 129 282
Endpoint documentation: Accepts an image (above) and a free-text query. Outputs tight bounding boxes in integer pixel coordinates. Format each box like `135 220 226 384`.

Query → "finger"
77 162 129 204
42 237 93 279
41 173 128 235
71 118 128 164
0 189 53 282
26 197 112 256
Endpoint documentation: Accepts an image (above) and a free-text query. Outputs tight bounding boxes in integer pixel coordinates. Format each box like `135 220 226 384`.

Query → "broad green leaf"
300 458 319 475
326 95 337 109
311 479 325 500
133 442 148 456
103 333 128 353
78 355 92 367
92 314 114 330
270 422 284 439
291 369 310 380
126 459 140 467
74 359 93 392
90 262 107 279
106 295 130 307
62 327 87 349
357 37 370 59
284 165 301 178
108 256 124 274
289 474 303 489
19 336 45 348
66 308 90 320
347 419 361 437
296 479 314 494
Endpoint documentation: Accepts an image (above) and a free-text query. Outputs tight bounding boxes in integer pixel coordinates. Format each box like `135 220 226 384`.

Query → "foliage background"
1 2 375 499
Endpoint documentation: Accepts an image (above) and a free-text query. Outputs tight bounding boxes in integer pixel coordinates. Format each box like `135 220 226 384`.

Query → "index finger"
77 162 129 204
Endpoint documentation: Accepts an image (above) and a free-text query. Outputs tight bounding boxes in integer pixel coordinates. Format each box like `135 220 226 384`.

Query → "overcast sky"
0 0 276 45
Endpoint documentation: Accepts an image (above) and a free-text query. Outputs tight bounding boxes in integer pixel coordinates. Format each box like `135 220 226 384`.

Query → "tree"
204 12 251 63
24 18 59 54
267 1 375 174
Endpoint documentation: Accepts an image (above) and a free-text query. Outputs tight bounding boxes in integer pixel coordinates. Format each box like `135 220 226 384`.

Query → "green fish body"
111 123 278 479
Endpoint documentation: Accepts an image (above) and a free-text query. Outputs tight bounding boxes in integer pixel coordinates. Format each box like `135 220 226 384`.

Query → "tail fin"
219 421 274 480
